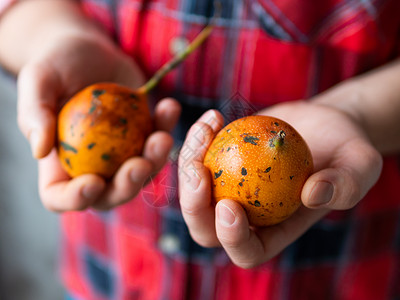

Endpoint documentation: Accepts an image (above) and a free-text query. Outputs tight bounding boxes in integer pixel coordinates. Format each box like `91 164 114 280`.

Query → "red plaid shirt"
3 1 400 299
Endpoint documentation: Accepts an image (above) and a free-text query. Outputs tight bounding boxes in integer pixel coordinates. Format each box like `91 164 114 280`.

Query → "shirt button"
158 234 181 255
169 36 189 55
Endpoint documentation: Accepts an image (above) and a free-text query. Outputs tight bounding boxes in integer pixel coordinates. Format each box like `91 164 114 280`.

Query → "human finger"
91 157 153 210
154 98 181 132
216 199 329 268
38 150 106 212
178 110 224 247
17 62 61 158
302 138 382 209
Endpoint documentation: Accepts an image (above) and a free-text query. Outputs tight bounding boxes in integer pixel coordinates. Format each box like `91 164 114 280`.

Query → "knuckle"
365 147 383 178
335 168 362 209
180 203 203 218
218 234 242 249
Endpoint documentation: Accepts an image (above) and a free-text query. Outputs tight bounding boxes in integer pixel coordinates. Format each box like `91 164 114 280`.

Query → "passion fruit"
57 23 214 178
204 115 313 226
57 83 152 178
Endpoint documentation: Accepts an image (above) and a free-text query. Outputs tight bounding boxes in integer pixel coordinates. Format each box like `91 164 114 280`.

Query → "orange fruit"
57 24 213 178
57 82 152 178
204 115 313 226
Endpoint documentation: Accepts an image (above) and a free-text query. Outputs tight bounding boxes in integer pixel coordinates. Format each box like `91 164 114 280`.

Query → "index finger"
178 109 224 247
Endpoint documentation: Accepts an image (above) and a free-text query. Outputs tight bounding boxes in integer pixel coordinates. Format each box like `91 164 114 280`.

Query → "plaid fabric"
2 0 400 299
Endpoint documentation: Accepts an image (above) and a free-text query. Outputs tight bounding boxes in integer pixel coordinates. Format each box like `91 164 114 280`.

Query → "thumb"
302 138 383 209
17 62 61 158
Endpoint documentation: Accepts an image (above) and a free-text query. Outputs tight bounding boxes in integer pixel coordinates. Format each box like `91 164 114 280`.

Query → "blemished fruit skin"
57 83 152 178
204 115 313 227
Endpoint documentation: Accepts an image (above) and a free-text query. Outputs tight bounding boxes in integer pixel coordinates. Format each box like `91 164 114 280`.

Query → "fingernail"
218 203 236 227
130 167 149 183
82 183 103 201
308 181 334 207
29 130 40 158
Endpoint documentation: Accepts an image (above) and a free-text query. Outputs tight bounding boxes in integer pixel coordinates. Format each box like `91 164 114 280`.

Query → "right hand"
17 31 181 212
178 104 382 268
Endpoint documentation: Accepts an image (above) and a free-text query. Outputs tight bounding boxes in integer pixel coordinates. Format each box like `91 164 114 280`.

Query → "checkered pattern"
2 0 400 299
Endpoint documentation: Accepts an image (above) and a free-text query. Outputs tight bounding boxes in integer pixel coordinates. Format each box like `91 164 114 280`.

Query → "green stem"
270 130 286 148
137 24 214 94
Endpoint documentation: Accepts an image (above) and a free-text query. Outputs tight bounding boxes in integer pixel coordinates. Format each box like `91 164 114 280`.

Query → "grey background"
0 73 64 299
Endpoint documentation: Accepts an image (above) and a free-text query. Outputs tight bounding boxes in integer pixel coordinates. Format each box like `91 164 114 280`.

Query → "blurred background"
0 72 64 299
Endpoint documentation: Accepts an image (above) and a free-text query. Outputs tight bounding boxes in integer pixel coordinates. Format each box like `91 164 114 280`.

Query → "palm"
37 35 145 108
260 101 367 172
18 35 180 211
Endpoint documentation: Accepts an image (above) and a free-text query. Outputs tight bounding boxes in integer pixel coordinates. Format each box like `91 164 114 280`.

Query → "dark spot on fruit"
130 93 138 100
254 200 261 207
265 167 271 173
248 201 253 205
279 202 283 207
241 167 247 176
243 135 259 145
290 175 294 180
271 130 276 134
227 147 231 152
226 128 231 133
214 170 223 179
60 141 78 153
92 89 105 98
87 143 96 150
119 118 127 125
254 187 260 196
65 158 72 168
101 154 111 161
88 104 96 114
274 122 279 126
239 182 243 187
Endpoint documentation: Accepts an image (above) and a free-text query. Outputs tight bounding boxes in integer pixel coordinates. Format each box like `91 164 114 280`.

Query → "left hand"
178 100 382 269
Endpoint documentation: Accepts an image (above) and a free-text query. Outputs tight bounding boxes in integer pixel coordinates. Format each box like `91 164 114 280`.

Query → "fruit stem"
271 130 286 148
136 24 214 95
